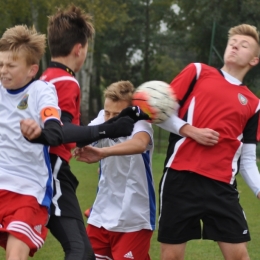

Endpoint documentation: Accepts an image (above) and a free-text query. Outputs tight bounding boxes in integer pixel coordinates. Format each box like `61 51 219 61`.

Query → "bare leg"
160 242 186 260
218 241 250 260
6 234 30 260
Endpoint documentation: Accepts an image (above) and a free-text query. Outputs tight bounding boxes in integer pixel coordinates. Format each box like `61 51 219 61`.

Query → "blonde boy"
0 25 63 259
74 81 155 260
157 24 260 260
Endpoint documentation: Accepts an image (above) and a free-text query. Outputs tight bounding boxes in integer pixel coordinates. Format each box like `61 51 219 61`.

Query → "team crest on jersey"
238 93 247 105
17 94 29 110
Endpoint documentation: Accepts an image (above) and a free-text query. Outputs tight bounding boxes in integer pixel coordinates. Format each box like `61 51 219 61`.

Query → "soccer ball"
132 80 176 124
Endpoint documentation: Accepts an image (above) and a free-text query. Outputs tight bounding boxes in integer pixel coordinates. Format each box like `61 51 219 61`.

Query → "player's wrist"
179 123 193 137
100 147 110 159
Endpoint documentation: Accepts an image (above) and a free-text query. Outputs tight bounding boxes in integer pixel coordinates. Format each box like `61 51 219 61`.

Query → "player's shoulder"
185 62 213 70
31 79 55 87
29 79 57 95
133 120 153 135
185 62 218 79
88 110 105 126
97 109 105 117
41 68 79 87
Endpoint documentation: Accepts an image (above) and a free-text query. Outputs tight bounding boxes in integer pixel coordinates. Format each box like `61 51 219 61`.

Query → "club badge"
238 93 247 105
17 94 29 110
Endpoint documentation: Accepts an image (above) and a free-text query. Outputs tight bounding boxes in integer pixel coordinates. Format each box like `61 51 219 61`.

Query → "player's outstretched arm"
21 114 135 147
62 115 135 147
74 131 151 163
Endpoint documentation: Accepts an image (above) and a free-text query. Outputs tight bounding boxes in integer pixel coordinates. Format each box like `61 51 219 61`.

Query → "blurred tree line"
1 0 260 124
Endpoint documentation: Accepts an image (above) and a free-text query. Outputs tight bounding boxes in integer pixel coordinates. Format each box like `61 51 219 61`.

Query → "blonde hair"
104 81 135 103
228 24 260 56
0 25 46 65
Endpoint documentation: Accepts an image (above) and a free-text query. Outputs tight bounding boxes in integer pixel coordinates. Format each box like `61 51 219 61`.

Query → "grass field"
1 153 260 259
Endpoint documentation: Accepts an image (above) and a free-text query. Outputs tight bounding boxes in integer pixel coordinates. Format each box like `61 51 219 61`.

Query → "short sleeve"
243 110 260 144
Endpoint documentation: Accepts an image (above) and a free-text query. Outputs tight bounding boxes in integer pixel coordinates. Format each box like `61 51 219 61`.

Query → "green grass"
1 154 260 259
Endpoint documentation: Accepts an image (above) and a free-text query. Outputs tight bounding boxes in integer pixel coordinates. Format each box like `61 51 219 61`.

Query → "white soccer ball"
132 80 177 124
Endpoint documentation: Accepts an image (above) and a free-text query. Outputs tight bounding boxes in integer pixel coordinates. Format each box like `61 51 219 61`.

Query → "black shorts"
49 153 83 222
158 168 250 244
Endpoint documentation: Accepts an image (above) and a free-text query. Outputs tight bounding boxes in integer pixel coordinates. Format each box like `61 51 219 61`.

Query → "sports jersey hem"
0 186 49 209
87 220 154 232
169 166 234 184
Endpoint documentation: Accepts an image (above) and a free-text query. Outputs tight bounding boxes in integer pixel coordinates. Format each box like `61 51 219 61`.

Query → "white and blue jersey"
88 110 156 232
0 80 60 209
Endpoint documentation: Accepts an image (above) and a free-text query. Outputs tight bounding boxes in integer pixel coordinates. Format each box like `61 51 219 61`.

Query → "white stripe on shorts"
52 157 63 216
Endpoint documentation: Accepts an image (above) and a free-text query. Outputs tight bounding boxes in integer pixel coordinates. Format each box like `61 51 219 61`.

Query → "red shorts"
0 190 49 256
87 224 153 260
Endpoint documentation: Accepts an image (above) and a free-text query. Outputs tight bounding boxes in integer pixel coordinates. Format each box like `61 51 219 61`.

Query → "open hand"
74 146 104 163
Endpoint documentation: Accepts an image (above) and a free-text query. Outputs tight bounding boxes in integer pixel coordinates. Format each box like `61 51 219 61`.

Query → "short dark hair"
47 4 94 57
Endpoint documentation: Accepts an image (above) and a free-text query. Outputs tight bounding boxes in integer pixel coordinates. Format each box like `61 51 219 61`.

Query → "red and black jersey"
165 63 260 184
40 63 80 162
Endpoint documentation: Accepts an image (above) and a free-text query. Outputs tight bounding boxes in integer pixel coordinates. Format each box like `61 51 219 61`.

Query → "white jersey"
0 80 60 208
88 110 156 232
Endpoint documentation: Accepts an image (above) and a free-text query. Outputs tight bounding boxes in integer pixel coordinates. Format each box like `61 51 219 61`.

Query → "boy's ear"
249 56 259 67
73 43 82 57
29 64 39 77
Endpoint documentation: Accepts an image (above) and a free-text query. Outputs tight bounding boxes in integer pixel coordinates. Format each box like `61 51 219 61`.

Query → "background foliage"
1 0 260 122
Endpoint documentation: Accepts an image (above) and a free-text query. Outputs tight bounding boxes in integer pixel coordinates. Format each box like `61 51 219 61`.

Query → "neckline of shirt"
220 69 242 85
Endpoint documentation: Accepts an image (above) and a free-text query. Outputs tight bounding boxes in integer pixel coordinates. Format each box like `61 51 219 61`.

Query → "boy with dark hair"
157 23 260 260
37 5 135 260
0 25 63 259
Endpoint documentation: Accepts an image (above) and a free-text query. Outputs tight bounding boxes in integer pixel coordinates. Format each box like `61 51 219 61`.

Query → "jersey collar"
7 79 35 94
49 61 75 77
218 69 243 86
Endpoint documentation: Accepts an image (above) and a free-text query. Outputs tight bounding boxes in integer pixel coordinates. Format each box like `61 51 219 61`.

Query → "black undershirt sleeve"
28 110 134 147
29 119 63 146
61 111 100 146
61 111 135 147
243 111 260 144
62 123 101 146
